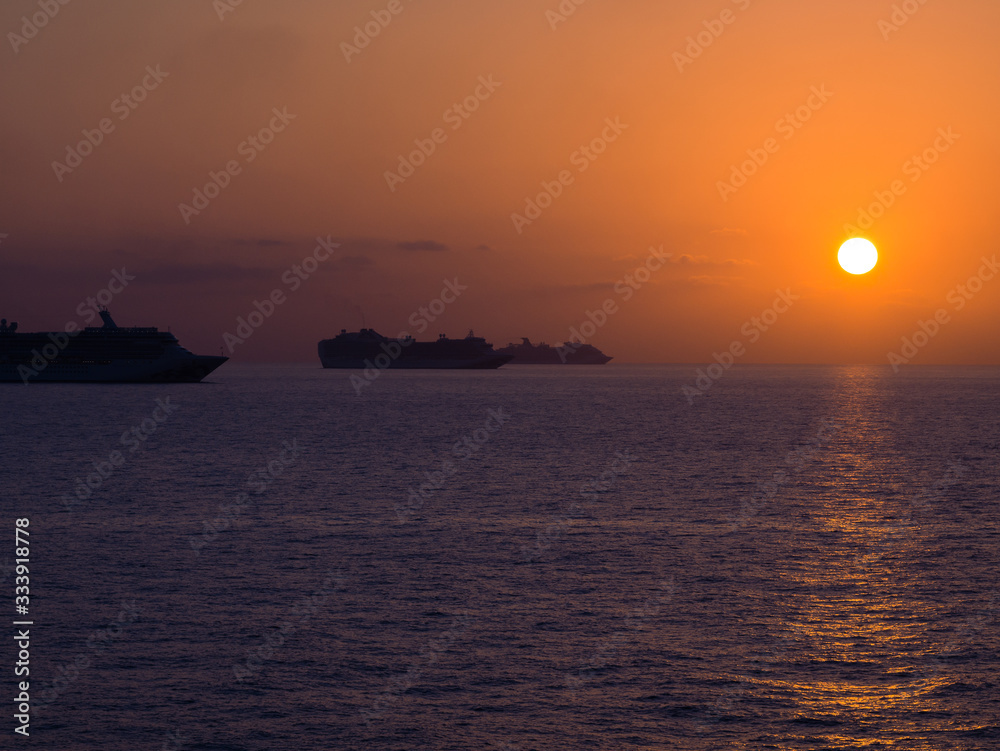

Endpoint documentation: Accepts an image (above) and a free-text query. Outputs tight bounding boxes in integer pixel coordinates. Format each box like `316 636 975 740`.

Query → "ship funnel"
98 308 118 329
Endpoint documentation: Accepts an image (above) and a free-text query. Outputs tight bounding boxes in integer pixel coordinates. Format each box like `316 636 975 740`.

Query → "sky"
2 0 999 364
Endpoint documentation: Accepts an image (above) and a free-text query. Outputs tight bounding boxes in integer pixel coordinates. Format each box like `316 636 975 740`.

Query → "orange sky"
2 0 999 363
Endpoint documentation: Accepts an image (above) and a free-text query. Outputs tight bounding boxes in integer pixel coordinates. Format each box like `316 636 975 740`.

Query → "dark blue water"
2 364 998 750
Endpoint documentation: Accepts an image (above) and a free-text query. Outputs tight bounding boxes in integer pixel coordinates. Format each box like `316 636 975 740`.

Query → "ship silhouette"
498 338 612 364
0 309 227 383
318 328 512 369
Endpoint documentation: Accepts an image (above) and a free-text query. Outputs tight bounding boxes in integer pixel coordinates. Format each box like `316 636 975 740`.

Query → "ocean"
2 364 998 750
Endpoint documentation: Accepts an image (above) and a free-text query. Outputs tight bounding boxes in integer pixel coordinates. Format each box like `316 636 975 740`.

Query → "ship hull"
505 354 613 365
319 354 511 370
318 331 512 370
0 354 228 384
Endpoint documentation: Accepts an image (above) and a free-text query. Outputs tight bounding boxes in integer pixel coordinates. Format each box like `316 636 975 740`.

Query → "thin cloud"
397 240 449 252
142 264 277 285
675 254 756 267
534 282 617 295
680 275 743 287
235 238 294 248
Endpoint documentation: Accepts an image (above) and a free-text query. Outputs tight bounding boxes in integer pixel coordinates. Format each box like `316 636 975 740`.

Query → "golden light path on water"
728 367 976 748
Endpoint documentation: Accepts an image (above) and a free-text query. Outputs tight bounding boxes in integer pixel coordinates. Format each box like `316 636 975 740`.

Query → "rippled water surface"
2 364 998 750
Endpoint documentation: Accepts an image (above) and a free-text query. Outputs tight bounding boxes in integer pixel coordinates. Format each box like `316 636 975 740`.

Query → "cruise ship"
0 309 228 383
318 329 512 369
498 338 613 364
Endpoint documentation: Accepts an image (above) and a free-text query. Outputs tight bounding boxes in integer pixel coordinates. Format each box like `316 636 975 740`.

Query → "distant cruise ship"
318 329 513 369
0 309 228 383
498 338 613 364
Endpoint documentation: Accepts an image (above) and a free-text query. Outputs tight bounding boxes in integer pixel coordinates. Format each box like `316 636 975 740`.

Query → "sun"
838 238 878 275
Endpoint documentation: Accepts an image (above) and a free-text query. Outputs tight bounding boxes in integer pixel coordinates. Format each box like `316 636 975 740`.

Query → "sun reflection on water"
747 366 970 748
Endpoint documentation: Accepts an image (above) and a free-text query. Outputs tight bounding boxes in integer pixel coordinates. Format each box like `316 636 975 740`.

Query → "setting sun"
838 238 879 275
